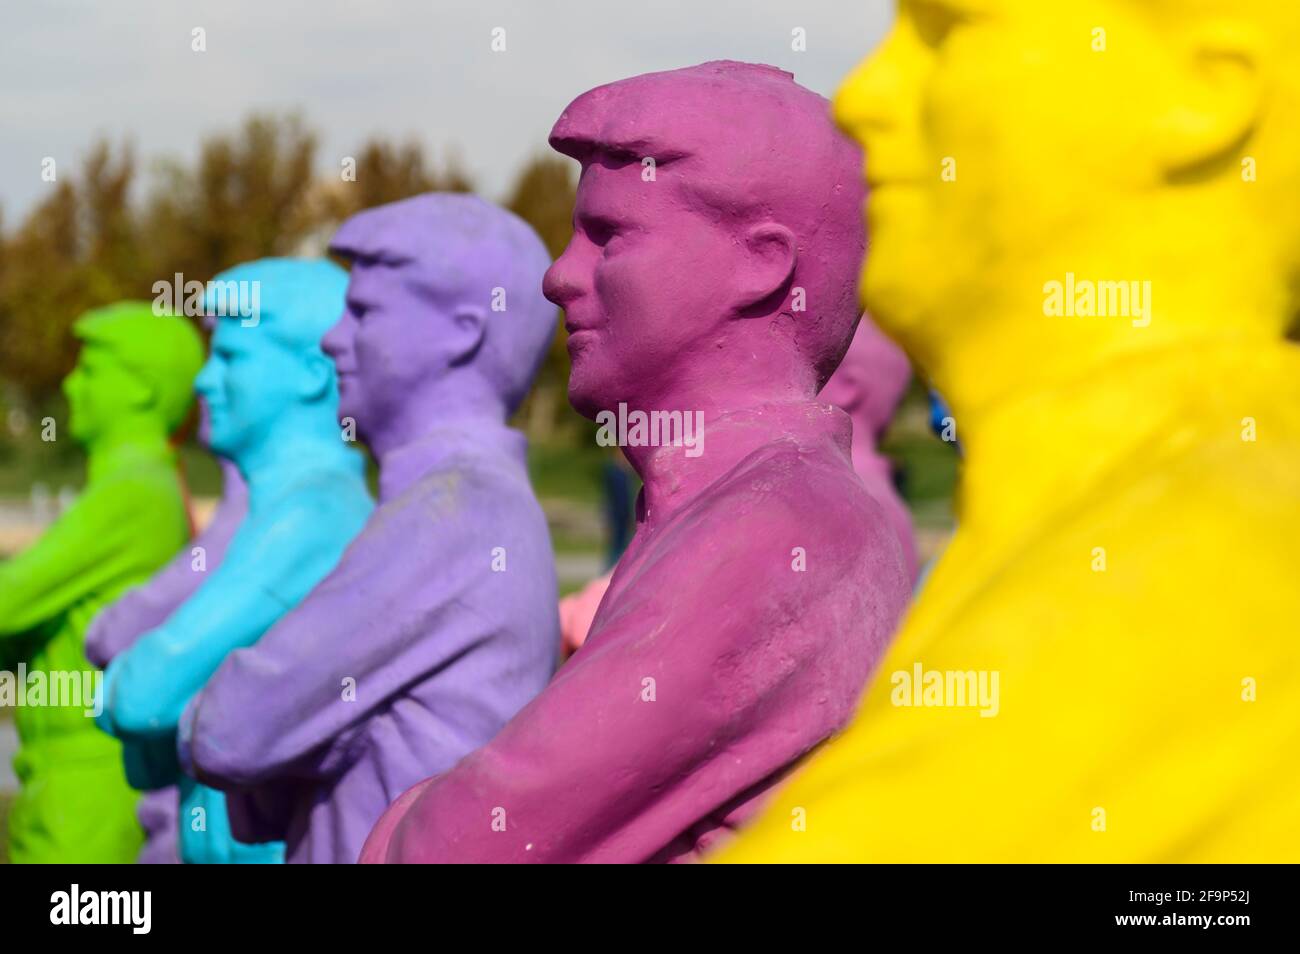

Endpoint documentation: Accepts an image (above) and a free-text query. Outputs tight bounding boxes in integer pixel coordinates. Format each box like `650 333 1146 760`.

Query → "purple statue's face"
544 165 747 417
322 259 433 437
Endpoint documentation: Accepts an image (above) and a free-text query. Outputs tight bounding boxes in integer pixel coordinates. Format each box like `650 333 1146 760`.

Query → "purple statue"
180 194 560 863
818 316 916 578
84 401 248 864
362 62 913 863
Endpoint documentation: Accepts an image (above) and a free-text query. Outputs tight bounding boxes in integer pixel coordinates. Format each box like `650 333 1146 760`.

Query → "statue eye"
582 216 620 248
911 0 966 48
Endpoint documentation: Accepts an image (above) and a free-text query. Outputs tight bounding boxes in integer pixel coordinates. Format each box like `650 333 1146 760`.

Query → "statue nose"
320 319 351 359
543 262 583 308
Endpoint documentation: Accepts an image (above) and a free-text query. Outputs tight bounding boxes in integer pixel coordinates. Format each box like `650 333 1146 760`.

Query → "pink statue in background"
818 315 916 578
558 570 611 656
363 61 912 863
559 314 915 654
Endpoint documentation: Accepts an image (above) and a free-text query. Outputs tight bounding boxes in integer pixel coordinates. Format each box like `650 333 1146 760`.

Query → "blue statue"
97 258 374 863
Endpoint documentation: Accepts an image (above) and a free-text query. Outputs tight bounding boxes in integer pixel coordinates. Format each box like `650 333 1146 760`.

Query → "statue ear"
732 223 797 314
1156 22 1264 180
302 349 336 402
120 366 157 414
447 306 487 367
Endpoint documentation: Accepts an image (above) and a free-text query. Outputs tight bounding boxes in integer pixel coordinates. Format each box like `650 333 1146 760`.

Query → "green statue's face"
62 342 151 444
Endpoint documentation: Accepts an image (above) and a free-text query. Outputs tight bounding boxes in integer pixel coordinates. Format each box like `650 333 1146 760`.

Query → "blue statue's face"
195 318 311 459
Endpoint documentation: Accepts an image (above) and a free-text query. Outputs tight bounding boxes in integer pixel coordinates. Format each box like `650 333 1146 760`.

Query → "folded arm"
84 492 244 666
188 509 502 786
104 499 356 740
363 492 876 863
0 484 148 638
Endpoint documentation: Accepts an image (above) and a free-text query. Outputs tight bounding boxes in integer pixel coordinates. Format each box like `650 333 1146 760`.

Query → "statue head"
544 61 866 420
194 258 348 463
819 314 911 448
834 0 1300 411
323 193 554 453
64 301 204 447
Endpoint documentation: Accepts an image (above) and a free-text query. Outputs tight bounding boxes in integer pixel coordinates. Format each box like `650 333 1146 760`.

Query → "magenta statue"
180 194 561 863
559 313 916 653
818 315 916 578
85 401 248 864
362 62 913 863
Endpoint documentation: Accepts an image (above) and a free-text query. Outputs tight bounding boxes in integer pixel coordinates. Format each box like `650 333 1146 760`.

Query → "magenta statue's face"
322 260 436 437
544 65 870 418
543 164 750 418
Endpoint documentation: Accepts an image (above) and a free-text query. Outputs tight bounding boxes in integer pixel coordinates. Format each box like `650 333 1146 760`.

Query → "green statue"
0 301 203 862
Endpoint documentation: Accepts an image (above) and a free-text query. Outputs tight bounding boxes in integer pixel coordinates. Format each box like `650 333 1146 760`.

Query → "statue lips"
865 176 926 206
564 319 601 356
863 163 928 201
203 402 229 432
565 329 598 353
333 370 361 428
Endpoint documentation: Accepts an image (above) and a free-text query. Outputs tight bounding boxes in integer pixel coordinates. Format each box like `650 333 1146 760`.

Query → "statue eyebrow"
554 132 689 168
335 250 415 269
602 140 687 164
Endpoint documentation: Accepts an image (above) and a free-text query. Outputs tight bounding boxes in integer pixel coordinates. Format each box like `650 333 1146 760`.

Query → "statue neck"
625 400 850 529
376 418 526 503
85 424 173 482
362 370 509 462
235 416 363 507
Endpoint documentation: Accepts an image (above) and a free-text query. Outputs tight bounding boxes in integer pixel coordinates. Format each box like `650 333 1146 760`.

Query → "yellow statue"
717 0 1300 862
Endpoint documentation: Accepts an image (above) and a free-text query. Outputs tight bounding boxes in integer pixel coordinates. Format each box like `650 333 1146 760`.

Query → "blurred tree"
505 154 575 261
81 142 143 292
141 113 320 280
505 155 578 442
0 118 590 451
303 138 474 259
316 139 473 222
0 142 144 402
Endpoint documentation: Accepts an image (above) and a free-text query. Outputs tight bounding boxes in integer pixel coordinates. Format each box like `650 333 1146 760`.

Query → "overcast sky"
0 0 893 220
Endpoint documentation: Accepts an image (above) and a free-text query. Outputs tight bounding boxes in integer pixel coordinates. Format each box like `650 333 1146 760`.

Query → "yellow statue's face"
832 0 1265 380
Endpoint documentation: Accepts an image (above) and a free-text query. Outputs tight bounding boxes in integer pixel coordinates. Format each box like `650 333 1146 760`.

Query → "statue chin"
565 378 607 423
203 429 239 461
67 417 91 444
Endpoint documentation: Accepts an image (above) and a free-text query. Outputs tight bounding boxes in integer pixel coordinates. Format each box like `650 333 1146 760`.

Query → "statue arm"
84 554 207 669
358 610 769 862
0 484 145 637
84 489 247 667
360 460 912 865
187 512 492 786
361 502 862 863
102 564 290 737
103 498 350 739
